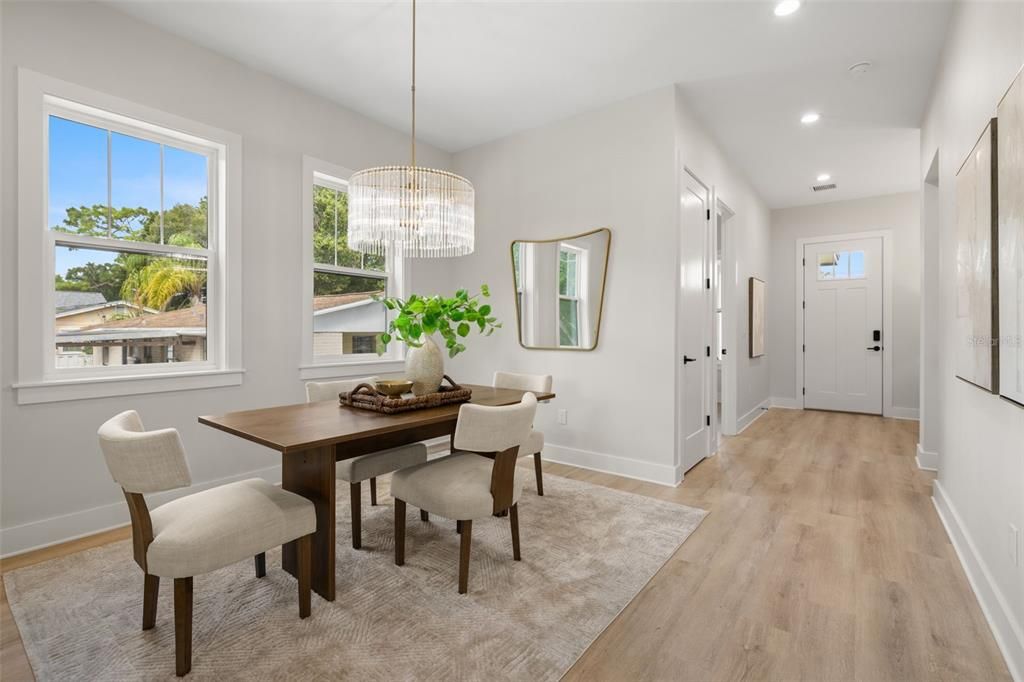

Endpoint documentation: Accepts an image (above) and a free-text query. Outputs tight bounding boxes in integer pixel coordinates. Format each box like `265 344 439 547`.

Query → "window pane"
111 132 161 243
512 242 523 291
560 249 578 297
817 252 836 280
313 271 386 357
559 298 579 346
849 250 866 279
834 251 850 279
55 245 208 367
313 184 385 272
163 146 209 247
48 116 108 236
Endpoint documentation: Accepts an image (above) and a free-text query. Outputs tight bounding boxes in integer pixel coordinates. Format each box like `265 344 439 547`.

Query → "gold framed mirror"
510 228 611 351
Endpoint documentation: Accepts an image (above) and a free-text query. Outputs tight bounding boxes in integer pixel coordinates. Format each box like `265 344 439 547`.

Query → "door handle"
866 345 881 351
683 355 697 364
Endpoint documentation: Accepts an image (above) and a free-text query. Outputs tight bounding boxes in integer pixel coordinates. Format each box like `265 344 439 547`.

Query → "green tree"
54 261 126 302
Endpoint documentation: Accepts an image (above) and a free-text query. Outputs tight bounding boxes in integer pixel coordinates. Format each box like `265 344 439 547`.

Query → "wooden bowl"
375 379 413 397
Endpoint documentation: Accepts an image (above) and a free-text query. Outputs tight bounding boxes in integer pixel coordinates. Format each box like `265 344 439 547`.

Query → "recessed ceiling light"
817 173 831 182
801 111 821 124
774 0 801 17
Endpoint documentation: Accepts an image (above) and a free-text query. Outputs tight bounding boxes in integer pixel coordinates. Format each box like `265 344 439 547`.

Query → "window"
558 244 582 347
302 157 403 375
817 250 866 281
16 70 242 404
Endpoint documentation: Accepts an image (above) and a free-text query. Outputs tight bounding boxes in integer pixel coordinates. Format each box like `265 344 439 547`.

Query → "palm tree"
121 257 205 311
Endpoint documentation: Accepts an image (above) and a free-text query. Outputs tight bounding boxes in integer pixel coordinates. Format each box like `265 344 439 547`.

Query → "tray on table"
339 375 473 414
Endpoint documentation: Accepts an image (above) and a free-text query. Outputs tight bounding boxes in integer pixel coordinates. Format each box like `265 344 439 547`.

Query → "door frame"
674 165 712 482
714 197 738 437
794 229 895 417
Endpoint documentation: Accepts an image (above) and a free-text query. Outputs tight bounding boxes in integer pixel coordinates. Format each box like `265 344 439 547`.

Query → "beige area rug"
6 472 706 681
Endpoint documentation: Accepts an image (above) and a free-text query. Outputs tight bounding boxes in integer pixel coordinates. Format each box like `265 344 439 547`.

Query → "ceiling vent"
812 182 837 192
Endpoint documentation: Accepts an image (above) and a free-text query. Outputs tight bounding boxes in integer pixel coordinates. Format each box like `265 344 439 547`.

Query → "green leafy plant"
376 285 501 358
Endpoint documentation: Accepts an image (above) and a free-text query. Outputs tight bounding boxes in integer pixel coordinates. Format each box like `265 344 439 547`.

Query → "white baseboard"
542 443 679 487
770 396 802 410
933 481 1024 682
736 398 771 433
0 464 282 559
890 406 920 421
915 443 938 471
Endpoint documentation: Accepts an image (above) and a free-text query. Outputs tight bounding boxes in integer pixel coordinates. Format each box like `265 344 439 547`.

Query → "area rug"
5 472 706 681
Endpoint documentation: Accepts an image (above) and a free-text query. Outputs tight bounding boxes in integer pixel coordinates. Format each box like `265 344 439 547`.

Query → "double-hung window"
301 157 403 377
16 70 242 404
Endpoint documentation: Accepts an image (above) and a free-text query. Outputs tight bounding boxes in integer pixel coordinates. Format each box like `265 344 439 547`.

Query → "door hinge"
706 415 711 427
802 387 806 395
706 277 711 290
706 346 711 357
802 344 805 352
802 301 806 309
802 257 806 266
707 209 711 220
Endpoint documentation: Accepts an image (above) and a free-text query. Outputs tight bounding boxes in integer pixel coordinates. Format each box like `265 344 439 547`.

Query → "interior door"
679 172 710 472
803 237 883 414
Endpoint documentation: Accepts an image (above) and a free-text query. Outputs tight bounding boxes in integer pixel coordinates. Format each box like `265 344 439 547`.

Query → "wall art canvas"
998 68 1024 406
955 119 999 392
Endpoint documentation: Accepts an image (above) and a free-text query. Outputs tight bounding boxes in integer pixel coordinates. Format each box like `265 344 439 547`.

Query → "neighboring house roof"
55 291 106 312
313 291 382 313
57 304 207 344
55 300 157 319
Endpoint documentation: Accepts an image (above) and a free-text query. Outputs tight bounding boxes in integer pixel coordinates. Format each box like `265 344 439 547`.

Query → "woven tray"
339 375 473 414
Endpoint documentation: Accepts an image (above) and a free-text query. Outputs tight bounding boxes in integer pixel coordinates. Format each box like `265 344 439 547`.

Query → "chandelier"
348 0 475 258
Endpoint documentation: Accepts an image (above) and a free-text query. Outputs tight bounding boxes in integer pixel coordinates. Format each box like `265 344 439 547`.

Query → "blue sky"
50 116 207 278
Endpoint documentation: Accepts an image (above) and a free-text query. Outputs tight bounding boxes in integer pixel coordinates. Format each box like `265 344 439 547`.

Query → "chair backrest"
454 393 538 453
493 371 552 394
98 410 192 494
306 376 379 403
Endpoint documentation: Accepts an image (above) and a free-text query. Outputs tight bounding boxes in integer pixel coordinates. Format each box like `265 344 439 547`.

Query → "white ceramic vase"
405 336 444 396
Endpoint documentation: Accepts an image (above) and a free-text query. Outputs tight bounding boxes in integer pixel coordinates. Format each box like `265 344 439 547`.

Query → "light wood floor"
0 409 1010 681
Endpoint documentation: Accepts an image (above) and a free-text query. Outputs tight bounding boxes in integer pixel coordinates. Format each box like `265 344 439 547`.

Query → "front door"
679 171 710 472
803 237 883 414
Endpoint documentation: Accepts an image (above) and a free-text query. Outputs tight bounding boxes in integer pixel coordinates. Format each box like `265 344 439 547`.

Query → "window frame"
300 156 406 379
557 243 584 348
16 69 243 404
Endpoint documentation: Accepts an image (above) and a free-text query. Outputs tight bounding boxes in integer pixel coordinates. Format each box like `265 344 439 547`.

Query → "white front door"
679 171 710 472
803 237 884 414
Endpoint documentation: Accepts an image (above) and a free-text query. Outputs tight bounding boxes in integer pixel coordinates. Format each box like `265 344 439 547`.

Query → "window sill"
298 359 405 381
13 369 245 405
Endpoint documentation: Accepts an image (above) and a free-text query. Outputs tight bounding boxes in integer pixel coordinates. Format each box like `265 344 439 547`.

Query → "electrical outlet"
557 409 568 425
1010 524 1021 568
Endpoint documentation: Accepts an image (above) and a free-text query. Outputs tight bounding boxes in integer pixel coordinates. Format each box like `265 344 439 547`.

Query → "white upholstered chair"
493 371 552 495
391 393 538 593
306 377 428 548
98 410 316 677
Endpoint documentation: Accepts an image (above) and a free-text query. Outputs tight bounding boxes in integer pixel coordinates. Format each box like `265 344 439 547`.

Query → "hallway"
560 409 1010 681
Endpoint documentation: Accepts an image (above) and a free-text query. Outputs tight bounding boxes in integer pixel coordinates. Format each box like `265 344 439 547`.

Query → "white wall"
768 192 922 415
674 86 772 431
0 1 451 555
918 2 1024 679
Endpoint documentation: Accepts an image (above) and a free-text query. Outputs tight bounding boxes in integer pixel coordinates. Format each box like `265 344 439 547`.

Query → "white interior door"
679 172 710 472
803 237 883 414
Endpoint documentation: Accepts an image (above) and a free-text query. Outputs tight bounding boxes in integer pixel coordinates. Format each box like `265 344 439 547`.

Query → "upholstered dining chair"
98 411 315 677
306 377 428 549
493 371 552 495
391 393 538 593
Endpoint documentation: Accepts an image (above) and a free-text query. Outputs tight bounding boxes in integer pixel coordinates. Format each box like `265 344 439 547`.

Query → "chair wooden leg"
297 534 311 619
458 520 473 594
394 498 406 566
254 552 266 578
142 573 159 630
456 520 462 534
509 503 522 561
420 509 429 522
533 451 544 496
350 481 362 550
173 577 193 677
369 477 378 506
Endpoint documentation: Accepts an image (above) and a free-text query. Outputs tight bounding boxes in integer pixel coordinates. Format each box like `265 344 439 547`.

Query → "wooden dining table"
198 384 555 601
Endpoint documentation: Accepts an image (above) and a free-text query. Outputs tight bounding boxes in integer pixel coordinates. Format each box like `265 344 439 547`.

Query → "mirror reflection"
511 228 611 350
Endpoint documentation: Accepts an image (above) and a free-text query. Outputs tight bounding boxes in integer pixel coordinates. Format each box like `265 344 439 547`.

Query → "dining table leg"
281 445 336 601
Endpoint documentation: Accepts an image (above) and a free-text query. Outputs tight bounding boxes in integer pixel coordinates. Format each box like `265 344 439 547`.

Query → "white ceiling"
109 0 952 209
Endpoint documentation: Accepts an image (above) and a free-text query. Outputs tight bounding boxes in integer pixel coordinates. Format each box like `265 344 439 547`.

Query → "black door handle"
683 355 697 364
866 345 881 351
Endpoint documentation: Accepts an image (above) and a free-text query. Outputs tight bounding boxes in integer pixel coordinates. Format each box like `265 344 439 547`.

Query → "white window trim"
557 243 585 349
15 69 243 404
299 155 406 380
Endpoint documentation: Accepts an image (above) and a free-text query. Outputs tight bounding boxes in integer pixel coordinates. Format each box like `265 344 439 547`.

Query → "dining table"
198 384 555 601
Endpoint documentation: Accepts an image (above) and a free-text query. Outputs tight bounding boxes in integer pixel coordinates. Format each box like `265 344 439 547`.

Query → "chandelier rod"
410 0 416 169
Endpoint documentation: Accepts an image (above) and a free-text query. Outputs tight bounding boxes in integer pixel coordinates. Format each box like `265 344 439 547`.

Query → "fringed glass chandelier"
348 0 475 258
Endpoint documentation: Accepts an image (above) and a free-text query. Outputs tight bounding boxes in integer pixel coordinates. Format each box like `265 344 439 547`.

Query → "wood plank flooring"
0 409 1011 681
